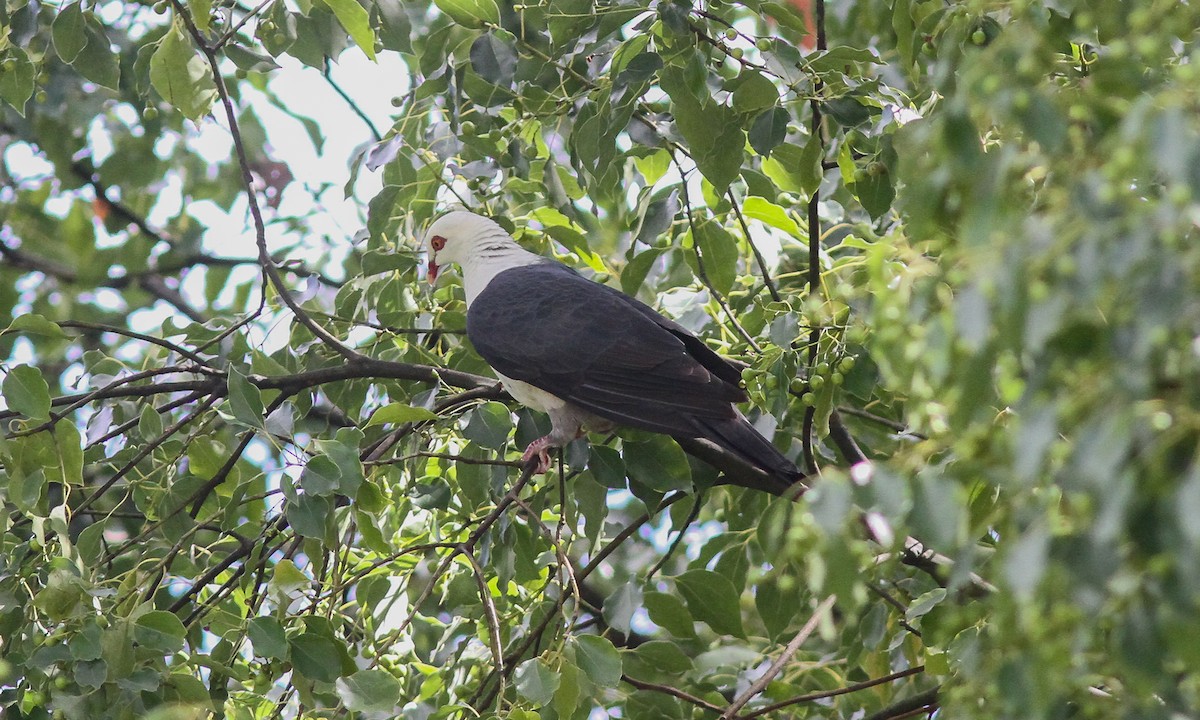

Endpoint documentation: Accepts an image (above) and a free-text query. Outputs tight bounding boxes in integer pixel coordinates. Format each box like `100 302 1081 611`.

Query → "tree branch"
720 595 836 719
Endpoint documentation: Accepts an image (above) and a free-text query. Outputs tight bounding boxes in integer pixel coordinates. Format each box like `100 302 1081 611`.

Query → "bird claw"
521 437 555 474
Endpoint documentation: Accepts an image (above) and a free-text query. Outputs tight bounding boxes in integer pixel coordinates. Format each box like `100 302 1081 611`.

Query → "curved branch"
170 0 360 361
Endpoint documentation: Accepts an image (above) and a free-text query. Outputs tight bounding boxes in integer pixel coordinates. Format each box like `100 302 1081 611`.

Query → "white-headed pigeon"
422 210 803 494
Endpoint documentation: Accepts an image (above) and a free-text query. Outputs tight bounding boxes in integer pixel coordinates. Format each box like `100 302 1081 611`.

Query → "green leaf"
515 658 559 705
225 45 283 72
749 107 789 157
602 583 641 635
270 559 310 599
52 2 87 63
573 635 622 688
755 575 799 639
634 641 694 674
320 427 365 497
189 0 213 31
852 164 895 219
366 403 439 426
0 48 35 117
34 569 84 621
553 658 582 718
762 140 822 198
316 0 376 60
135 610 187 653
74 13 121 90
289 633 343 682
248 617 289 659
694 220 739 296
52 421 83 486
5 314 67 339
336 669 401 712
643 591 695 637
588 445 627 489
227 367 265 428
70 620 105 661
3 364 51 422
300 455 341 496
470 32 517 87
906 588 948 623
674 569 746 638
742 196 801 236
623 435 691 492
9 468 46 513
138 403 164 439
732 70 779 114
660 66 745 193
433 0 499 28
186 437 225 479
462 401 512 450
75 659 108 689
77 521 105 565
287 493 332 539
150 21 218 120
621 248 666 296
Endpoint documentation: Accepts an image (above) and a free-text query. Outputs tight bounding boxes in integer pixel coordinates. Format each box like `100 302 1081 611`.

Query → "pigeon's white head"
421 211 512 284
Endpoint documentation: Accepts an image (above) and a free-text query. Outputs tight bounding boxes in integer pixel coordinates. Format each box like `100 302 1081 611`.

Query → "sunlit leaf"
150 21 218 120
3 365 51 422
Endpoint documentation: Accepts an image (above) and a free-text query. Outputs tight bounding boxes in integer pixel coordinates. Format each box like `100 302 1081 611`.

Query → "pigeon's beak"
427 258 440 284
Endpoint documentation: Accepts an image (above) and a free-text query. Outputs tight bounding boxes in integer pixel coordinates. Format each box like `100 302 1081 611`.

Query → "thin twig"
323 66 383 142
646 493 703 579
728 190 782 303
742 665 926 719
622 674 726 714
862 686 939 720
671 154 763 352
460 543 507 701
171 0 360 361
721 595 837 719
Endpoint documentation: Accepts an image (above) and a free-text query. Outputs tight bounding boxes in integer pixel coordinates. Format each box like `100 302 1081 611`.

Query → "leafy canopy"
2 0 1199 718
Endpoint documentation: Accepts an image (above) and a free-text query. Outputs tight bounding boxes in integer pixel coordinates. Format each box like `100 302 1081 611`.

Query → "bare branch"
742 666 927 719
622 674 726 715
720 595 836 719
862 686 940 720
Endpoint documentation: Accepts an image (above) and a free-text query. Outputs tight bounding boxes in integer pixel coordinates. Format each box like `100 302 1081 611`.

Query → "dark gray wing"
467 263 746 436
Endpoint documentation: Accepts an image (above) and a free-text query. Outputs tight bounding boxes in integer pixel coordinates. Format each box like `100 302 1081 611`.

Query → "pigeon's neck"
461 236 542 306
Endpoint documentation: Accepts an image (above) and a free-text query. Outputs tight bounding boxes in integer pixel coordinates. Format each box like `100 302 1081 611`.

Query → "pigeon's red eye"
431 235 447 251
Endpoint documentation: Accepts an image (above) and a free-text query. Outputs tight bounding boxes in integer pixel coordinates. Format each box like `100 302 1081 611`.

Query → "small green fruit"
801 392 816 405
789 378 805 393
724 28 738 41
971 29 987 45
460 120 476 136
143 106 158 119
730 47 744 60
808 375 825 390
756 37 773 52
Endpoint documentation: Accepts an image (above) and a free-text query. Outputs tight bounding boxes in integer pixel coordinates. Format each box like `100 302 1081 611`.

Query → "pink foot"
521 436 555 473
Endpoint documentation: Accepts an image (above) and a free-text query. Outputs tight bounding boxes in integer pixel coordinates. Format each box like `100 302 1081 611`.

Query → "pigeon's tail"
691 415 805 496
